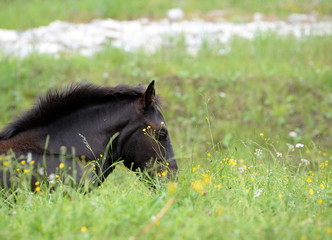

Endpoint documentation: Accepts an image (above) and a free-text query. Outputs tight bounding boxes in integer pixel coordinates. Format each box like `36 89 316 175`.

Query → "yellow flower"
161 121 165 125
35 187 41 192
23 169 30 173
320 184 325 189
308 189 314 195
35 181 40 186
278 194 283 198
29 160 35 165
318 199 323 205
80 226 88 233
192 167 197 172
161 170 168 177
229 159 237 165
59 163 65 169
214 184 222 189
3 161 9 167
20 160 26 165
326 228 332 234
306 177 312 183
207 153 211 157
191 180 205 195
260 133 264 137
201 174 211 183
167 182 178 194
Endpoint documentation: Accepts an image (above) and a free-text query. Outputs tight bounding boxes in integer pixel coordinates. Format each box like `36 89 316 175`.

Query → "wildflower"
306 177 312 183
276 152 283 158
35 187 41 192
254 149 262 157
142 128 146 132
167 182 178 194
20 160 26 165
192 167 197 172
16 168 20 172
318 199 323 205
161 170 168 177
319 184 325 189
326 227 332 234
214 184 222 189
219 92 226 98
48 173 56 183
254 188 264 198
35 181 40 186
59 163 65 169
295 143 304 148
151 216 160 226
38 167 44 175
191 180 205 195
288 131 298 137
308 189 314 195
301 159 310 166
259 133 264 137
229 159 237 165
287 143 295 152
278 194 283 198
29 160 35 165
305 149 310 154
80 226 88 233
207 152 211 157
161 121 165 125
23 169 30 173
201 174 211 183
99 154 103 158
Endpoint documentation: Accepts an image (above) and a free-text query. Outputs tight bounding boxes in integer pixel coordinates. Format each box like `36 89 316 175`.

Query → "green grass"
0 1 332 237
0 0 331 29
0 33 331 239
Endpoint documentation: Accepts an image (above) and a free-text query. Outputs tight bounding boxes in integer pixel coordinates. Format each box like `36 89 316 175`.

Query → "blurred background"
0 0 331 164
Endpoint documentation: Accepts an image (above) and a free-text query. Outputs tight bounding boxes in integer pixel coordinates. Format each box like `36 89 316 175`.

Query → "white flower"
295 143 304 148
38 167 44 175
289 131 298 138
254 188 264 198
287 144 295 152
219 92 226 98
48 173 56 184
27 152 32 163
254 149 263 157
301 158 310 165
276 152 283 157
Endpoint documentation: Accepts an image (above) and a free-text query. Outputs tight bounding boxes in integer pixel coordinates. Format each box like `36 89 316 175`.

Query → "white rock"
167 8 184 21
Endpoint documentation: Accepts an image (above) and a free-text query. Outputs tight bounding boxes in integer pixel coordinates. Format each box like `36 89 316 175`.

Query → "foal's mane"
0 83 154 140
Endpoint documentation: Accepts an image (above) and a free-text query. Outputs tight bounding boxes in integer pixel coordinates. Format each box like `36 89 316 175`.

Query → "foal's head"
119 81 178 178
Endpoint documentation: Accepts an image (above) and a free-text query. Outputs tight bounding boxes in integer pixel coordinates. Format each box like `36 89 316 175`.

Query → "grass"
0 1 332 239
0 0 332 29
0 33 331 240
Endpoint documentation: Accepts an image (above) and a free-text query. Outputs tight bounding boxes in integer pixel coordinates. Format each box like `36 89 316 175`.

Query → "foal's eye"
157 131 168 141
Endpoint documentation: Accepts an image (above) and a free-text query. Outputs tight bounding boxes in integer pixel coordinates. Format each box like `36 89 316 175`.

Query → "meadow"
0 1 332 239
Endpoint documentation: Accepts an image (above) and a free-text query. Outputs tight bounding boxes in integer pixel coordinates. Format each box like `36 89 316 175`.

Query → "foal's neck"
42 102 133 161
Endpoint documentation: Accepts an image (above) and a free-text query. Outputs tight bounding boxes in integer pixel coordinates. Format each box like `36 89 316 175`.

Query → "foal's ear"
142 80 155 110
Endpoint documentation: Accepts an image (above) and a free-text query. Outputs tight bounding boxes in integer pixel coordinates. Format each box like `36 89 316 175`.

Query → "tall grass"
0 12 331 240
0 0 331 29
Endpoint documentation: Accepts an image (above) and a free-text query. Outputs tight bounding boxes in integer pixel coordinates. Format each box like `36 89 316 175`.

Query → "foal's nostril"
167 159 178 179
